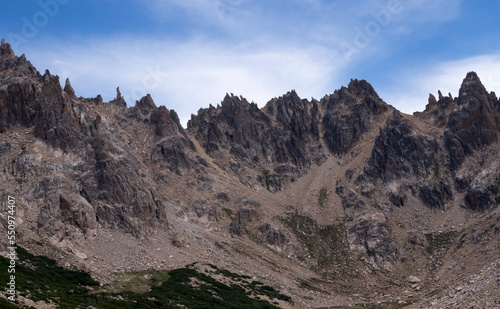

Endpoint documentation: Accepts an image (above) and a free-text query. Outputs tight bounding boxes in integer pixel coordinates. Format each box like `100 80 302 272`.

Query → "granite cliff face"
188 91 326 191
321 79 389 155
445 72 499 169
1 40 500 308
0 42 169 239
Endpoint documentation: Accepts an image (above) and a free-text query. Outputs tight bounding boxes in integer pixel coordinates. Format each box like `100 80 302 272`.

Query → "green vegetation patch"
425 231 459 255
324 301 414 309
319 187 328 206
495 196 500 205
433 162 440 179
0 298 24 309
222 207 233 217
0 247 289 308
147 264 290 308
282 214 352 281
99 270 170 294
0 246 99 308
209 264 252 280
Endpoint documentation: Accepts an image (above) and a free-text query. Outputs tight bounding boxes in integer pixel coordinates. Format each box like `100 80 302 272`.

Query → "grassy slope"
0 247 290 308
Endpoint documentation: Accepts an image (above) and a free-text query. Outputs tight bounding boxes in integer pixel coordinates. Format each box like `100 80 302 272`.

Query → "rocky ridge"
1 40 500 308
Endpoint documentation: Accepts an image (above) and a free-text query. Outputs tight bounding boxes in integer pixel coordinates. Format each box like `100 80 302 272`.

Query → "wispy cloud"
404 0 463 23
12 0 476 127
139 0 251 28
379 54 500 114
23 37 339 126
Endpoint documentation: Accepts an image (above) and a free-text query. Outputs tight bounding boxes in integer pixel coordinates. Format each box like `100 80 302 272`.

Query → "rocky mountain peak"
264 90 311 124
137 93 157 112
458 71 487 99
220 93 258 116
445 72 499 168
320 79 389 154
347 78 379 98
114 87 126 106
285 88 299 97
126 93 185 139
428 93 437 105
0 39 14 57
0 41 39 80
64 78 76 97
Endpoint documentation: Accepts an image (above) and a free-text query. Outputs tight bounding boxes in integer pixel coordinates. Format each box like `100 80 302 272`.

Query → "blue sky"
1 0 500 126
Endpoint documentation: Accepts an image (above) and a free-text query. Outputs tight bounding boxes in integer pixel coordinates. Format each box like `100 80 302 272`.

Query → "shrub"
319 187 328 206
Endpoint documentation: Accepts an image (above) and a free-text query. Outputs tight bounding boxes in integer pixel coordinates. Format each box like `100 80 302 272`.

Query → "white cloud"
131 1 466 72
23 37 341 127
402 0 463 23
14 0 475 128
139 0 250 27
379 54 500 114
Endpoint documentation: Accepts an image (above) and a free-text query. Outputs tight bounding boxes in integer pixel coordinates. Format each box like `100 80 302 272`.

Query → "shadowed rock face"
0 43 42 133
321 79 389 155
418 181 453 210
187 91 327 189
0 44 170 238
188 92 321 169
364 111 439 182
465 186 498 212
445 72 500 169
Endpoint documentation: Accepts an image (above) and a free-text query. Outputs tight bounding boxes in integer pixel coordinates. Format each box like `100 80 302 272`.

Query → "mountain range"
1 39 499 308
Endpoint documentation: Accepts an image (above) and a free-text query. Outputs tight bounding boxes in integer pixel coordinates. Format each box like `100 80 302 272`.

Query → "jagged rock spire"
428 93 437 105
113 87 126 107
136 93 156 111
458 71 487 98
64 78 76 98
0 40 14 57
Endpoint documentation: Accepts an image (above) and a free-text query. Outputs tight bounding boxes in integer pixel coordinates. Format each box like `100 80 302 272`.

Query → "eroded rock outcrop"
64 78 76 98
257 223 287 247
445 72 500 169
188 92 326 190
0 42 41 133
336 186 366 220
348 213 395 269
418 181 453 210
463 165 500 212
321 79 389 154
364 111 439 182
0 46 171 238
414 92 455 127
